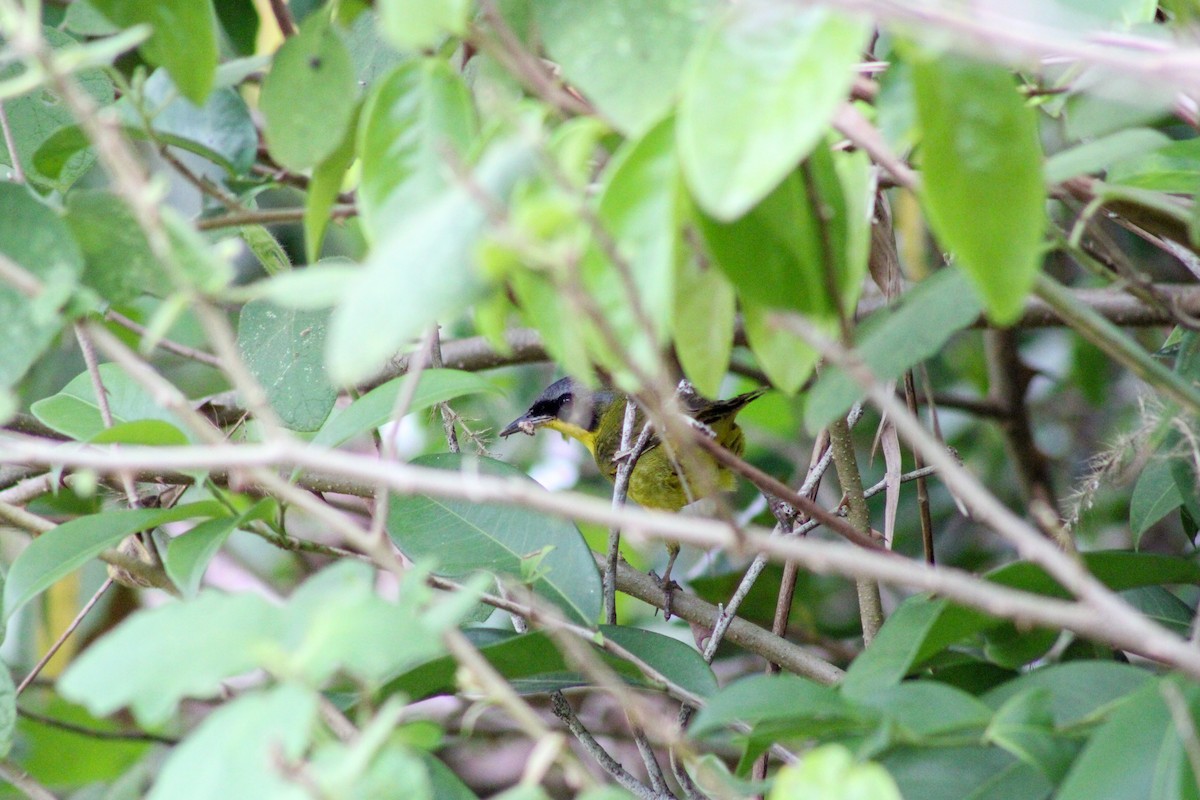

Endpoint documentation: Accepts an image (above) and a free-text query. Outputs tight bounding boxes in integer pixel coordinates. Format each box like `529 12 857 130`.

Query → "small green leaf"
313 368 500 448
326 137 536 386
804 270 984 431
90 0 219 104
140 68 258 175
985 689 1080 782
911 55 1047 324
379 0 471 50
260 14 358 170
841 594 954 700
600 625 718 698
982 661 1152 727
90 420 190 446
306 110 359 261
673 253 735 397
146 684 318 800
4 502 226 621
741 300 822 395
1107 138 1200 193
164 516 240 597
769 745 901 800
236 260 358 310
0 183 83 388
357 60 477 243
387 454 602 624
237 301 337 432
533 0 717 135
689 674 874 742
678 2 869 219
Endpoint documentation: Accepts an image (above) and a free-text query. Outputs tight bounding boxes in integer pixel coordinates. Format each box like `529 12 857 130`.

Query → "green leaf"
689 674 874 742
236 260 358 310
0 183 83 388
53 596 197 706
857 681 992 740
31 363 192 442
139 68 258 175
90 0 219 104
696 146 859 320
804 269 983 431
65 191 168 303
981 622 1060 669
64 1 121 36
145 684 317 800
1044 128 1171 184
1056 678 1200 800
768 745 901 800
237 301 337 432
1120 585 1194 636
3 502 225 621
1107 138 1200 193
0 27 115 189
387 454 602 624
741 300 822 395
982 661 1153 727
985 688 1080 783
881 746 1052 800
533 0 717 135
601 625 719 698
840 594 954 700
164 516 240 597
579 117 679 382
326 136 536 386
678 2 868 219
673 252 735 397
380 0 471 50
260 14 357 170
1131 458 1185 542
357 60 477 243
313 368 500 448
0 663 13 758
90 419 190 446
306 109 359 261
911 55 1047 324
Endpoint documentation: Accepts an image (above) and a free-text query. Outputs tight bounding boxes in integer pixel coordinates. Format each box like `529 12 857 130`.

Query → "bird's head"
499 377 613 450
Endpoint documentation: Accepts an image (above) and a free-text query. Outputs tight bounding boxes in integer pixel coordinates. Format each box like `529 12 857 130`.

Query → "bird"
499 377 765 592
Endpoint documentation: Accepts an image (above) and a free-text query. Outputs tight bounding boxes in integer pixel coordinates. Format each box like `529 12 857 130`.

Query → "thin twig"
18 705 178 744
105 310 223 367
0 99 25 184
194 205 357 231
267 0 297 37
16 578 113 695
0 760 57 800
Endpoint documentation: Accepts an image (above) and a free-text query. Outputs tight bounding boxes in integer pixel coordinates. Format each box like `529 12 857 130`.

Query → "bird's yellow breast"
543 418 598 455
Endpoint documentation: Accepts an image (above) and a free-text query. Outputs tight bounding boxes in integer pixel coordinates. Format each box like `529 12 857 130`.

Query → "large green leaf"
673 251 735 397
357 60 477 242
602 625 719 698
678 2 868 219
312 368 500 448
90 0 219 104
237 301 337 432
769 746 901 800
1044 128 1170 184
260 14 357 170
138 68 258 175
741 299 823 395
984 689 1080 783
856 680 992 741
840 594 955 700
3 502 226 621
326 136 536 385
1056 678 1200 800
0 27 114 189
31 363 192 442
0 183 83 388
982 661 1153 727
387 454 601 624
804 269 983 431
911 55 1047 324
533 0 716 135
1131 457 1186 543
146 684 317 800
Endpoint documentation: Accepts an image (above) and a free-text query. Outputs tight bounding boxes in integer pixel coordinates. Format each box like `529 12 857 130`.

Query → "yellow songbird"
499 377 764 585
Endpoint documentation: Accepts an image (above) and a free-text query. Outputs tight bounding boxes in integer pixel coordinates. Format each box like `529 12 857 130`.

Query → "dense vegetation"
1 0 1199 798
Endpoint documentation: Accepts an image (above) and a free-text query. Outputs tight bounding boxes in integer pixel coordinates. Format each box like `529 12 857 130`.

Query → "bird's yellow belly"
625 449 733 511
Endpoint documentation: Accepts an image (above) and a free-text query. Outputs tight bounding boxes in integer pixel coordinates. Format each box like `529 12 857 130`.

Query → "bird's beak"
499 413 551 438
